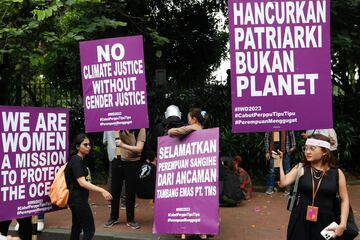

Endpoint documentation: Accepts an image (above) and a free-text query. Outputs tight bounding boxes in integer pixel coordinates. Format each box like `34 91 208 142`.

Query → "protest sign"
0 106 69 221
80 35 149 132
153 128 219 235
228 0 332 132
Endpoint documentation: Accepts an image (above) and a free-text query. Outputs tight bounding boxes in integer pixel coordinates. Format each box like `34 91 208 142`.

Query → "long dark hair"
302 134 336 168
188 108 210 129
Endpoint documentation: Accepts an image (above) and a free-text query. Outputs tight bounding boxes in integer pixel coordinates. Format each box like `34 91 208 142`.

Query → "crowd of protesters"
1 102 353 240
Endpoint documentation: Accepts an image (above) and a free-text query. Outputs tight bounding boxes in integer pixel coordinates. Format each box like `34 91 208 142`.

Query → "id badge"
306 205 318 222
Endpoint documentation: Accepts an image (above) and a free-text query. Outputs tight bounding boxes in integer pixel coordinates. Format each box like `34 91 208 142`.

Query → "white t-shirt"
103 131 117 161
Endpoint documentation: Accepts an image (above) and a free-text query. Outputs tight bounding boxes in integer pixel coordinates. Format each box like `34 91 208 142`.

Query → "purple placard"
0 106 69 221
228 0 332 133
79 35 149 133
153 128 219 235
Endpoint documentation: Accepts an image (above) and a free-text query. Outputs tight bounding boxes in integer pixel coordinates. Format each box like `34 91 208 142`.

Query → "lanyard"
311 168 324 206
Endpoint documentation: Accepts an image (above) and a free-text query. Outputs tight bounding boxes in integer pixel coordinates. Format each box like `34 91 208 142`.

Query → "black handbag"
334 198 359 240
334 169 359 240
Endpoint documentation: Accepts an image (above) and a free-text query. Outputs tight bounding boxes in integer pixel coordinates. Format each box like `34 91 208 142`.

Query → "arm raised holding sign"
271 150 299 188
168 107 210 240
168 108 209 137
275 134 351 239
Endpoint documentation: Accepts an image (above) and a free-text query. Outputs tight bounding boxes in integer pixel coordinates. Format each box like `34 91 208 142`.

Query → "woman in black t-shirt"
67 134 112 240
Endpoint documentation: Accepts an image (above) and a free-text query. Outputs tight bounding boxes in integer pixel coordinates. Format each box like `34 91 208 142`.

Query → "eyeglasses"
303 145 318 152
83 143 91 147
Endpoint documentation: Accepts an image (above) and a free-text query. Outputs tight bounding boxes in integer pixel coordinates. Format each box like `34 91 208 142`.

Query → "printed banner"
228 0 332 132
80 35 149 132
153 128 219 235
0 106 69 221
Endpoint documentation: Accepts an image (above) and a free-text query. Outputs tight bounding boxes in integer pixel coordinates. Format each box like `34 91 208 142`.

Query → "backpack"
49 163 69 208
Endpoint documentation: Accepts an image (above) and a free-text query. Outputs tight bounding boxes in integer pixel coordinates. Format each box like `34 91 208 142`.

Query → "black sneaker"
126 221 140 229
104 219 119 228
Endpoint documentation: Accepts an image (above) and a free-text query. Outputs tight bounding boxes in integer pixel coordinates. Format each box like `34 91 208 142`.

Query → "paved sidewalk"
9 185 360 239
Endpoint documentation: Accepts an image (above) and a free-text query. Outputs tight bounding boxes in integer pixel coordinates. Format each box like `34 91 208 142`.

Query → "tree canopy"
0 0 228 106
0 0 359 173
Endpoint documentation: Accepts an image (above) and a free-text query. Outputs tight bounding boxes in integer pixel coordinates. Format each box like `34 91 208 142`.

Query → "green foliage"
331 0 360 97
1 0 227 104
32 1 63 21
144 1 228 88
1 0 359 178
0 0 129 104
148 29 170 46
333 94 360 172
87 142 108 184
330 0 360 173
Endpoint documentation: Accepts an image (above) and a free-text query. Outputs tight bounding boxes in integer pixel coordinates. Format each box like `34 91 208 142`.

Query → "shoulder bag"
287 163 303 212
334 168 359 240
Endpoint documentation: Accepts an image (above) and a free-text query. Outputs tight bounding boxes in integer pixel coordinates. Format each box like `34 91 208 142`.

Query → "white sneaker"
14 223 19 231
37 221 44 232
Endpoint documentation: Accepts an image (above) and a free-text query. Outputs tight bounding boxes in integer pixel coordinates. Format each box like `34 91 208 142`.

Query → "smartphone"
320 222 338 240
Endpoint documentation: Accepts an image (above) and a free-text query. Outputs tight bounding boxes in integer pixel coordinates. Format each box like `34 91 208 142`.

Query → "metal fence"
8 76 81 108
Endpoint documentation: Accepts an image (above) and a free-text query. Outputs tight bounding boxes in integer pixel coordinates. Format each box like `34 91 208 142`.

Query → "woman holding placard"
274 134 349 239
169 107 210 240
168 107 209 137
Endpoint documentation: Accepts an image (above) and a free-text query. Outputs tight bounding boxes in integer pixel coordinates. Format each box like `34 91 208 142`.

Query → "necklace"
312 168 324 180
